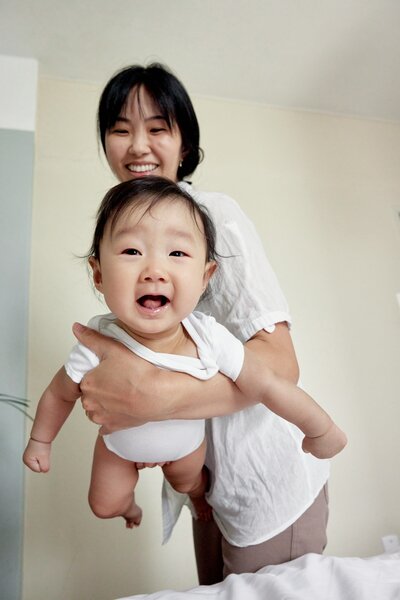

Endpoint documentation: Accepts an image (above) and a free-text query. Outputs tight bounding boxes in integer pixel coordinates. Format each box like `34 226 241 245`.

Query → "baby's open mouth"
137 295 169 310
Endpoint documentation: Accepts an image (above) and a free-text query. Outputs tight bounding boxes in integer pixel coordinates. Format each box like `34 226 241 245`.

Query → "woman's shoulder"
179 180 236 202
179 181 246 221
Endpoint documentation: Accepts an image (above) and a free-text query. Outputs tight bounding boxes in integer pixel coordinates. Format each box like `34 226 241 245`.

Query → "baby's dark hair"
89 176 217 263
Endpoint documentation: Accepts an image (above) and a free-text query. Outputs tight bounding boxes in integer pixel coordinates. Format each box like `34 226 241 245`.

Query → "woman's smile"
127 162 158 175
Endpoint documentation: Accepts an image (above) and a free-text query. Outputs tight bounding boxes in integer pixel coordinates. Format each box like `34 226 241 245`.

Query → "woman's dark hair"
89 176 216 263
98 63 203 180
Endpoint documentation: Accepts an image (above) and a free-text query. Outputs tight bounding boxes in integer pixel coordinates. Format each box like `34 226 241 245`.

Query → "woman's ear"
180 147 189 164
202 261 217 291
89 257 103 292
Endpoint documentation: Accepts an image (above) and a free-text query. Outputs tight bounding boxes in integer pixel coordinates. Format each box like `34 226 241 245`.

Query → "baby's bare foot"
123 498 142 529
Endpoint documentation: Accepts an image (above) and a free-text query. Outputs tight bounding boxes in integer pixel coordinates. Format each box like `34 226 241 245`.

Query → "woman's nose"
128 129 150 156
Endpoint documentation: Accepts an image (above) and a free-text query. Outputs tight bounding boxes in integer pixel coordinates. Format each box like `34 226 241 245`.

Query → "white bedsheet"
117 552 400 600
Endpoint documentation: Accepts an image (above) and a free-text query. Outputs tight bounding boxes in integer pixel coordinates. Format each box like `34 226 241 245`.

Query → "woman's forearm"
156 368 252 420
147 323 298 421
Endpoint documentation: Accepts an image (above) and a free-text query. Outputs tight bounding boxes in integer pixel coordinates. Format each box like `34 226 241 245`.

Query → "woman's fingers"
72 323 113 359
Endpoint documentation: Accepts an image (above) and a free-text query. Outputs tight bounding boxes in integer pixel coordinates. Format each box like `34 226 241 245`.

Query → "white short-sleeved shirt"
65 311 244 463
176 182 330 547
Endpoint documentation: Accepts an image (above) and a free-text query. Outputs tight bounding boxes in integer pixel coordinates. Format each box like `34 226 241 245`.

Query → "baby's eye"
169 250 187 257
122 248 141 255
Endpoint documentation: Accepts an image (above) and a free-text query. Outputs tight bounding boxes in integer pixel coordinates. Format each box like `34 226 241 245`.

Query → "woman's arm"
73 321 298 432
23 367 81 472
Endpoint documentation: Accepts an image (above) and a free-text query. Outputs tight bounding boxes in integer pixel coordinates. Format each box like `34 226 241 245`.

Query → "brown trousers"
192 484 329 585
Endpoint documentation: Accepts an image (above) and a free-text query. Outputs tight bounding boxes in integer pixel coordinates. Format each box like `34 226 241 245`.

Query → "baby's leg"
89 436 142 529
162 440 212 521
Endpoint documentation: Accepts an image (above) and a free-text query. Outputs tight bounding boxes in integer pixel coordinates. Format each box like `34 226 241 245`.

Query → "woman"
75 63 330 584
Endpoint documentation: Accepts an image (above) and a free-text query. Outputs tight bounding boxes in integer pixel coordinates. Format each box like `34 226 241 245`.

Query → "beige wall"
23 77 400 599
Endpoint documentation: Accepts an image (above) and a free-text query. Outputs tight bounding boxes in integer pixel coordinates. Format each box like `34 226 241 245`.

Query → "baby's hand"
302 423 347 459
23 439 51 473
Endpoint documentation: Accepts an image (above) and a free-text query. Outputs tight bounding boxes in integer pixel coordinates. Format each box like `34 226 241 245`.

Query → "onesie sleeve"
64 315 101 383
206 315 245 382
64 343 99 384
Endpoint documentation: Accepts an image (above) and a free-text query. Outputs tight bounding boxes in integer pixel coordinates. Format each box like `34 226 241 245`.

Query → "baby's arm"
23 367 81 473
235 347 347 459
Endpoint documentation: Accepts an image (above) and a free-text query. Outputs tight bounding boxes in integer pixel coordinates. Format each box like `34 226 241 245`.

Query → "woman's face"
105 86 184 183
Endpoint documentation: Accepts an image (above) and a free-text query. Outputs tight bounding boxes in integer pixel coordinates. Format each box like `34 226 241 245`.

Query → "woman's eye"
122 248 140 255
110 127 128 135
169 250 187 257
150 127 167 134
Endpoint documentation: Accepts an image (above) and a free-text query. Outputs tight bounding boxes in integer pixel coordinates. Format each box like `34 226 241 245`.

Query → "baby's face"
90 199 216 342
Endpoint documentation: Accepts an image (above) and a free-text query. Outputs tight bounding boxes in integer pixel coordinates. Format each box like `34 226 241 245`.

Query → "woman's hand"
73 323 164 433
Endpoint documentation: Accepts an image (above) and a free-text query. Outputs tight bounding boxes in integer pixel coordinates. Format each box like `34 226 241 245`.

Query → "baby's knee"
88 495 118 520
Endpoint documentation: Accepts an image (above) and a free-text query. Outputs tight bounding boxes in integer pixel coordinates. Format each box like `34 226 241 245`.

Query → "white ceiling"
1 0 400 121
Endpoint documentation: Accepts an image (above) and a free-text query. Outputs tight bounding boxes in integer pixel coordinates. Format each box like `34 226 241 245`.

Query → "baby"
23 176 346 537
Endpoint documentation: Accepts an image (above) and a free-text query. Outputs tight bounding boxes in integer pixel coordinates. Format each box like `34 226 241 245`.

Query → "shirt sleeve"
195 189 291 343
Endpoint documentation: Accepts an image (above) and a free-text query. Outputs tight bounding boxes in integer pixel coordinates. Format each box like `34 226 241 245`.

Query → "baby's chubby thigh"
162 439 207 494
88 435 139 519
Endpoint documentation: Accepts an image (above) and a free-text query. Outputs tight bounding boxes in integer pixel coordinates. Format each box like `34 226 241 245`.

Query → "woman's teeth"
128 164 157 173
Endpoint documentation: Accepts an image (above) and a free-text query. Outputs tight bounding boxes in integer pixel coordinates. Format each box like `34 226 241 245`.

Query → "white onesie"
65 311 244 463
